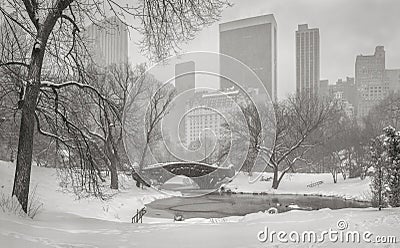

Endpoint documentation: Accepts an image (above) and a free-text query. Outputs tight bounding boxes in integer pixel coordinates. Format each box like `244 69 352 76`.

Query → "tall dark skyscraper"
219 14 277 102
296 24 320 96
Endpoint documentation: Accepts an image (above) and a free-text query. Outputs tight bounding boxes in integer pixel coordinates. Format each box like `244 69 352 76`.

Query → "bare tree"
264 95 339 189
233 94 339 189
0 0 231 212
223 100 264 175
81 63 147 189
133 81 175 187
309 113 350 183
0 66 21 161
365 91 400 136
139 0 232 61
319 93 400 181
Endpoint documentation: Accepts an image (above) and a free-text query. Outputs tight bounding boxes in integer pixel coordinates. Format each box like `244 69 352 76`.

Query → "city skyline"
127 0 400 100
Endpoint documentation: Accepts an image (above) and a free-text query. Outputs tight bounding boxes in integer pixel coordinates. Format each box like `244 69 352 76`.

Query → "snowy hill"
227 172 372 201
0 161 167 222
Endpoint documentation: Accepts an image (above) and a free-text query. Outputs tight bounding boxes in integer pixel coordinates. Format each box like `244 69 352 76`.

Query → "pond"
145 193 371 219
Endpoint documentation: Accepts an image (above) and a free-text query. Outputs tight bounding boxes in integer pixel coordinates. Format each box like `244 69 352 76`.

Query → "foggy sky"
128 0 400 100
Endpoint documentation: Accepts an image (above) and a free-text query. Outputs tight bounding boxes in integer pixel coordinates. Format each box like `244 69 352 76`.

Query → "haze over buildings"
385 69 400 93
175 61 196 95
123 0 400 100
320 77 357 117
318 46 400 118
219 14 277 102
355 46 388 117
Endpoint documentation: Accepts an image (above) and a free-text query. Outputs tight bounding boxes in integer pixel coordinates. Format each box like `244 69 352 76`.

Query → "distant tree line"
225 90 400 193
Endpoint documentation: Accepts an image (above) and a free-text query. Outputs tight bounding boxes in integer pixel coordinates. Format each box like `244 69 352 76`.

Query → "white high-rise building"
86 16 128 67
355 46 388 117
185 90 240 146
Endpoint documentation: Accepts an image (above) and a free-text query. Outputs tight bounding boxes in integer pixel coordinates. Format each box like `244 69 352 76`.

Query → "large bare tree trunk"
272 167 279 189
104 135 119 190
133 144 148 188
272 168 287 189
110 164 118 189
109 153 119 190
12 48 45 213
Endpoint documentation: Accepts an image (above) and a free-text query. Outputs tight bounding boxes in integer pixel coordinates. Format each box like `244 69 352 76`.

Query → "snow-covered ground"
1 161 399 248
226 172 372 201
1 206 399 248
0 161 167 223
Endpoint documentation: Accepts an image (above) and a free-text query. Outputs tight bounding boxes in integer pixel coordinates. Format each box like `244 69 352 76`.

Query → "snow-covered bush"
369 126 400 208
0 186 43 218
218 184 232 194
266 207 278 214
173 213 184 221
0 192 24 216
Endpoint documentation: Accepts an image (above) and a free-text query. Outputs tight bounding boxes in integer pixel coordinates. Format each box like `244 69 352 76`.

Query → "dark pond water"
145 193 371 219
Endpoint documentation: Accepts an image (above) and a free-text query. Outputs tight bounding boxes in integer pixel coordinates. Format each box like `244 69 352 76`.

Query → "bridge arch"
140 162 235 189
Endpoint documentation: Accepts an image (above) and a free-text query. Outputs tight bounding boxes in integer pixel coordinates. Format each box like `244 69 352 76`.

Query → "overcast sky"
128 0 400 100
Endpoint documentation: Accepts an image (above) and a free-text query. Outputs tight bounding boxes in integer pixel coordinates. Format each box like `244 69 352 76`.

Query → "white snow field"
226 171 373 201
1 161 399 248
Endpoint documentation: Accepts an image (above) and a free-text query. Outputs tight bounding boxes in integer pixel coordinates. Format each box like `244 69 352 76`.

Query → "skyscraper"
175 61 196 95
172 61 196 146
385 69 400 93
330 77 357 117
355 46 388 117
219 14 277 102
185 90 239 149
331 77 357 106
86 16 128 67
319 79 329 98
296 24 320 96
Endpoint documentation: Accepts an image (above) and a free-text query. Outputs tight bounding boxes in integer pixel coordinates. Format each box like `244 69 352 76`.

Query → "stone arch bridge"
137 161 235 189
